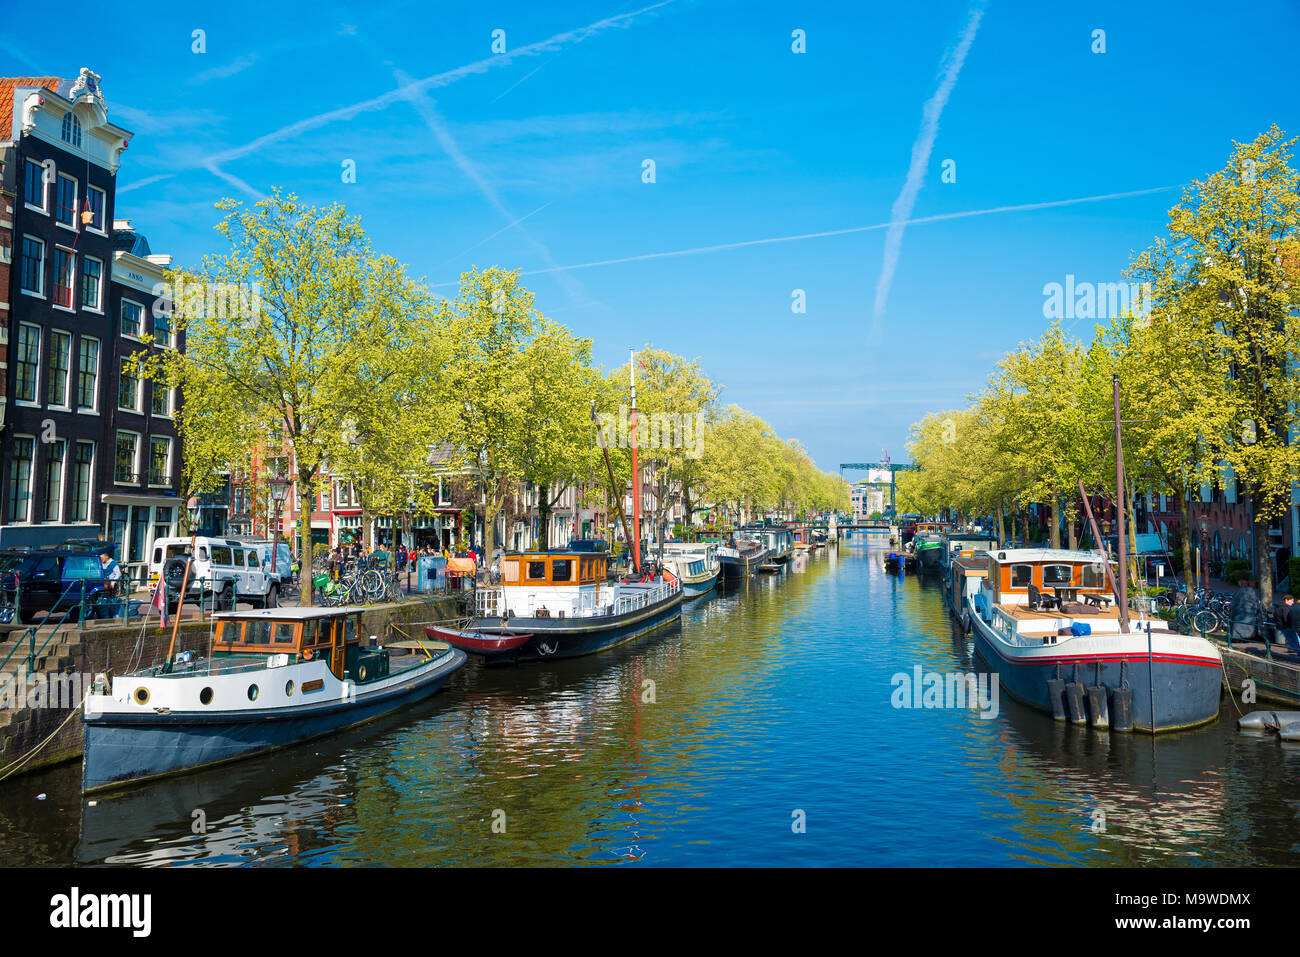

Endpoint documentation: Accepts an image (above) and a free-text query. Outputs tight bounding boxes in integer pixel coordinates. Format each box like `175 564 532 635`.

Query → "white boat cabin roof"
214 606 365 621
986 548 1108 565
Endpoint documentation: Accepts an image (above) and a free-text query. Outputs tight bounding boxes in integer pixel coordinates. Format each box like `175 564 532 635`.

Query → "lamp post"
269 474 290 575
1200 517 1209 590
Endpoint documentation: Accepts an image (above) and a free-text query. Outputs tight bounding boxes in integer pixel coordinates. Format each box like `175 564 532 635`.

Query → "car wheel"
265 585 279 608
221 584 235 611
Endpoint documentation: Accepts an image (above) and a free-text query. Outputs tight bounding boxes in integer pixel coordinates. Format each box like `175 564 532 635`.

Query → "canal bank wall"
0 595 464 781
1219 643 1300 709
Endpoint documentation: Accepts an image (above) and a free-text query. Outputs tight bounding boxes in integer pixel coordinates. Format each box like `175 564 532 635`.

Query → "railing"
148 469 170 485
114 467 139 484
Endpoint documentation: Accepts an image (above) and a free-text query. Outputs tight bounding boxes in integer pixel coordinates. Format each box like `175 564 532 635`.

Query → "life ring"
303 648 314 660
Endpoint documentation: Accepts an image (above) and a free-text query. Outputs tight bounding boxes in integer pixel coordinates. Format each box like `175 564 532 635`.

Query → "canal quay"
3 537 1295 868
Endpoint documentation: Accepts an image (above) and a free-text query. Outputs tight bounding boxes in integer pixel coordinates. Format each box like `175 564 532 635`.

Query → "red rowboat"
425 624 533 656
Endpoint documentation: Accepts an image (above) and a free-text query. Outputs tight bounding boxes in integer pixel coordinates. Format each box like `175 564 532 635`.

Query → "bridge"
839 461 920 518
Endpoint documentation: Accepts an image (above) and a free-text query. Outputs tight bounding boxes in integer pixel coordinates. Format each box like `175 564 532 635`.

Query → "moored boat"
436 550 683 663
82 606 465 793
662 542 721 596
967 548 1221 733
718 537 768 580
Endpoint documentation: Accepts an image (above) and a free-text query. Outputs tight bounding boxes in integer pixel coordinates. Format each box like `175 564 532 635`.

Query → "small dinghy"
425 624 533 657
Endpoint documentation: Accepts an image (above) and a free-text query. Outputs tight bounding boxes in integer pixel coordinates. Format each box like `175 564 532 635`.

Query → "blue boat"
717 537 767 581
439 550 683 663
967 549 1221 733
82 606 465 793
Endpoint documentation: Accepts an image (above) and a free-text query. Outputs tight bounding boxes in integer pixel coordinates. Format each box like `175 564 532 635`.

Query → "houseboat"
428 550 682 663
717 536 769 580
790 525 814 551
82 606 465 793
662 542 721 597
939 529 1000 574
947 556 989 630
967 549 1221 733
742 525 793 571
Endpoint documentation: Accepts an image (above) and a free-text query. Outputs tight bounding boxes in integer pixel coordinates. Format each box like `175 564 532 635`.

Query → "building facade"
0 70 181 578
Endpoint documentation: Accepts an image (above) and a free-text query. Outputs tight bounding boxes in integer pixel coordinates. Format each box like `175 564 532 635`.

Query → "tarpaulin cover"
446 557 477 574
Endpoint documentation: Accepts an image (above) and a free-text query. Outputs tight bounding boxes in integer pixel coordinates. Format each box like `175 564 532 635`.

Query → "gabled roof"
0 76 62 133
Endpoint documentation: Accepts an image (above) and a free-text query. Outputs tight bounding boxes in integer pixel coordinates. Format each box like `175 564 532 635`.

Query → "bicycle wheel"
1192 610 1221 634
360 569 384 602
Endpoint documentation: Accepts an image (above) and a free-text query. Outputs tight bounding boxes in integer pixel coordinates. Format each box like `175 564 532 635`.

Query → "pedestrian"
1279 593 1300 656
328 547 340 581
99 551 122 597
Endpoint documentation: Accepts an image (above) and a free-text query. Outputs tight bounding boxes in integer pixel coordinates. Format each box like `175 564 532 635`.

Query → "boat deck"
1000 603 1121 621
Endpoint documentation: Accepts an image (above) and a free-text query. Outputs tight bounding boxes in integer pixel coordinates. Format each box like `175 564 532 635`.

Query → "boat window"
526 560 546 580
246 620 272 644
552 559 572 582
274 622 295 644
210 545 232 566
1010 564 1033 588
345 617 357 642
217 621 240 644
503 560 520 583
1043 564 1074 586
302 619 320 647
1082 563 1106 588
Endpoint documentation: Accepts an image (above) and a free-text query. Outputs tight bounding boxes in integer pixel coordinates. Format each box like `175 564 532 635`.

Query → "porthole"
247 684 259 702
285 680 294 696
199 687 214 706
357 664 368 681
133 686 150 705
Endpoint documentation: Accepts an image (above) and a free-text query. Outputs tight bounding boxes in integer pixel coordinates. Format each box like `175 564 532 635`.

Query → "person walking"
1279 593 1300 656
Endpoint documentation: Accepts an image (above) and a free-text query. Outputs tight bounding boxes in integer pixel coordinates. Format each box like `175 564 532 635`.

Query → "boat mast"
1113 373 1131 634
630 349 643 576
593 399 635 559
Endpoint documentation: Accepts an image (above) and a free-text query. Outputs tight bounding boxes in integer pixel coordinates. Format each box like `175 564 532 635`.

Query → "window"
527 560 546 580
246 620 270 644
1010 564 1033 588
53 247 74 307
20 236 44 295
55 173 77 227
274 623 294 644
81 256 102 311
551 559 572 581
233 549 246 567
121 299 142 338
118 358 140 411
1081 564 1106 589
210 545 232 566
152 507 173 545
7 438 35 523
77 337 100 410
151 383 169 416
15 324 40 403
70 442 94 522
1043 564 1073 586
86 185 105 231
61 112 82 147
114 431 139 483
247 551 259 568
149 437 170 484
23 158 46 210
42 440 66 522
153 309 172 346
47 330 71 407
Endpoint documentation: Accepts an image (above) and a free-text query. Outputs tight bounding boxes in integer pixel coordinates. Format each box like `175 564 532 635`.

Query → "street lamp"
270 474 290 574
1200 516 1209 589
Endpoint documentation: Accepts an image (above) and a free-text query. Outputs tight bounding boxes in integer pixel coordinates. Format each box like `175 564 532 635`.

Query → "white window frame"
54 171 78 232
77 335 101 415
14 322 42 407
41 438 67 524
7 435 37 524
81 254 104 313
61 112 82 148
69 440 96 523
114 429 142 486
147 435 172 487
151 381 172 418
46 327 73 411
23 158 48 214
86 184 107 234
51 244 76 313
120 297 144 340
117 355 142 412
19 234 45 298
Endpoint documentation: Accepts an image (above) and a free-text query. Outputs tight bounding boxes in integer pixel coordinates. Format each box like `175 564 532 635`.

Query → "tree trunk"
298 476 314 606
1021 511 1029 547
537 482 551 550
1066 502 1078 550
995 506 1005 545
1254 506 1274 605
1178 492 1192 581
1049 500 1061 548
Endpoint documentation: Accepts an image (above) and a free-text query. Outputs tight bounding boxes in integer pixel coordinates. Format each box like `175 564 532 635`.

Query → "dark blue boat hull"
474 590 683 663
82 654 464 793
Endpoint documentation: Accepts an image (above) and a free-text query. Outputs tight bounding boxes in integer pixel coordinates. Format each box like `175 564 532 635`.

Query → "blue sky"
6 0 1298 474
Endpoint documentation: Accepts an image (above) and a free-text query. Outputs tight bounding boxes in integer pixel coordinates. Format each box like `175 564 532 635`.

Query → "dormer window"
61 112 82 148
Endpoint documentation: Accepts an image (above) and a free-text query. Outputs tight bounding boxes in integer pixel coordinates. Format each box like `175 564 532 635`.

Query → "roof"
0 76 62 132
214 606 364 621
987 548 1109 564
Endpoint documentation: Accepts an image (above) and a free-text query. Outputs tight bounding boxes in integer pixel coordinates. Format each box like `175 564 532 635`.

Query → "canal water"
2 540 1298 867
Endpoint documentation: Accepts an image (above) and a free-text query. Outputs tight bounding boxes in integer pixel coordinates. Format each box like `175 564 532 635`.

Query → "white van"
149 536 280 608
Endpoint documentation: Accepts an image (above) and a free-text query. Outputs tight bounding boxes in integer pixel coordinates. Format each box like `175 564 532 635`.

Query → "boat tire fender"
1109 686 1134 732
1064 682 1087 724
1047 678 1067 721
1085 685 1110 729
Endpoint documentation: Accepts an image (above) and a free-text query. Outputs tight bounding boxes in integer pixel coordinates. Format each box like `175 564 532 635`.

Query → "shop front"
103 494 180 584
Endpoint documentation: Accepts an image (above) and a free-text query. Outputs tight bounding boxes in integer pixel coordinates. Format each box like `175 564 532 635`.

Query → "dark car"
0 545 115 623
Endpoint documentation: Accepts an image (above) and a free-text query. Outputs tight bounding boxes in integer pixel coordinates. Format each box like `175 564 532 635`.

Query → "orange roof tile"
0 77 63 136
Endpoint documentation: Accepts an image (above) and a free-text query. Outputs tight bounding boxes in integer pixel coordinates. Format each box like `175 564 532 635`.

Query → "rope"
0 698 83 783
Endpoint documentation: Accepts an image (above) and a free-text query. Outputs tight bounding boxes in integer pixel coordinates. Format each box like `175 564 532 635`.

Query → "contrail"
204 162 266 201
427 186 1177 285
203 1 674 169
872 0 988 339
393 70 587 307
434 202 554 268
117 173 175 194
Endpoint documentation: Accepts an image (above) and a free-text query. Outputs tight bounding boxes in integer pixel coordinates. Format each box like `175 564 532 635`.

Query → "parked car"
0 543 117 623
225 538 294 585
149 536 280 609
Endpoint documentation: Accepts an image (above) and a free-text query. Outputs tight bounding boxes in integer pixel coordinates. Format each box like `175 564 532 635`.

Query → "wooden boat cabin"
491 551 613 618
500 551 608 586
916 521 954 535
974 549 1123 635
212 607 388 684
